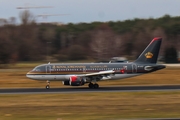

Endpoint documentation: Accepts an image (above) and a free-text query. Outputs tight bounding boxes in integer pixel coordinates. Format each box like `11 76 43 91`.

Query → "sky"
1 0 180 24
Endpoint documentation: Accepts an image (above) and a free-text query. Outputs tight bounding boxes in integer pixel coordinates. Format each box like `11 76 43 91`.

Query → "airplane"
26 37 166 89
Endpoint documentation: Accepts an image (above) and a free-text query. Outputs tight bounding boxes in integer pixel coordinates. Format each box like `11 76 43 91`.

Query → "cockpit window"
32 66 46 72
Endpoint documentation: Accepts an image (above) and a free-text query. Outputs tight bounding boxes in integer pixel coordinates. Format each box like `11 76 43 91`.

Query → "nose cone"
26 71 39 80
26 71 33 79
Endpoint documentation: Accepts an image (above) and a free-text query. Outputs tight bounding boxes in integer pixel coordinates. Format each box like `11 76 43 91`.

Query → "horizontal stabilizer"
145 65 166 71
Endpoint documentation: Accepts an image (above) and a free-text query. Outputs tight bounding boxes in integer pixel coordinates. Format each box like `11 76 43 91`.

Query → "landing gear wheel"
46 85 50 89
88 83 94 88
94 83 99 89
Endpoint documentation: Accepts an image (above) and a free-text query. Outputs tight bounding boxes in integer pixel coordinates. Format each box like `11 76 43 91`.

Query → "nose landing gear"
46 80 50 89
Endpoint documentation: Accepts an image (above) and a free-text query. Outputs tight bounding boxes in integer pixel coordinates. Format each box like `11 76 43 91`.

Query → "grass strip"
0 91 180 120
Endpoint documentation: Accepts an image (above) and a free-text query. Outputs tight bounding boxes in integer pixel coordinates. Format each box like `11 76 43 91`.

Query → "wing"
77 70 115 81
82 70 115 77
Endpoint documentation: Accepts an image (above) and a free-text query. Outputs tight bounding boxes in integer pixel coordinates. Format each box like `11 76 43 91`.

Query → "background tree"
1 14 180 65
0 34 14 64
68 45 86 60
164 46 178 63
19 10 35 25
90 24 122 60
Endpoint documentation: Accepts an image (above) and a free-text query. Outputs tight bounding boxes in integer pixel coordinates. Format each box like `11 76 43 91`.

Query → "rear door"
132 64 137 73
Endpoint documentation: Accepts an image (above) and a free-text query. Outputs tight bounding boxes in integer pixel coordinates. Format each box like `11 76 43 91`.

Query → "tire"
88 83 94 88
94 84 99 89
46 85 50 89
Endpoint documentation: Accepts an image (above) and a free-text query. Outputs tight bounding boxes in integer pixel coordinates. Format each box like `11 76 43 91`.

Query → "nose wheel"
88 83 99 89
46 80 50 89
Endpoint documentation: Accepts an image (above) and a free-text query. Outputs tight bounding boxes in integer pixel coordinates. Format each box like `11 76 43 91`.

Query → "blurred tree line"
0 11 179 64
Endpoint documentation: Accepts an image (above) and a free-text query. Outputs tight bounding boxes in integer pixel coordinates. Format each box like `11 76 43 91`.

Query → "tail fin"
134 37 162 64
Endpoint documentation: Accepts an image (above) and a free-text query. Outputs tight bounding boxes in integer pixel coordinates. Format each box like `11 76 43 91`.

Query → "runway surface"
0 85 180 94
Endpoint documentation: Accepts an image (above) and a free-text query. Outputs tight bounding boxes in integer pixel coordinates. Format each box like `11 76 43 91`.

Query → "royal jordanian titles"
26 37 166 89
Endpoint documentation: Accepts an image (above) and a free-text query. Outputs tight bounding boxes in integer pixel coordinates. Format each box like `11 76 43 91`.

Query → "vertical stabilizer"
134 37 162 64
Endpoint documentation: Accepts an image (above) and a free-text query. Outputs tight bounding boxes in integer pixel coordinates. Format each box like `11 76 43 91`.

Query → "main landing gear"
88 82 99 89
46 80 50 89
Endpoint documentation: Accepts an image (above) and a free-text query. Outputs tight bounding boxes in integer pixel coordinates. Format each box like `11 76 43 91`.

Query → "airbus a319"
26 37 165 89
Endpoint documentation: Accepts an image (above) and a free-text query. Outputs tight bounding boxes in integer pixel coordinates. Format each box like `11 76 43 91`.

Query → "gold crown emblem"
145 52 153 58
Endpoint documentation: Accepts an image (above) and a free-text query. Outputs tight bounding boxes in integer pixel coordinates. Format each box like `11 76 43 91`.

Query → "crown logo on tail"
145 52 153 58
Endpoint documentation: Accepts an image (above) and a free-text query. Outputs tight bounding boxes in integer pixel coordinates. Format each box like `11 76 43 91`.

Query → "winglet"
134 37 162 64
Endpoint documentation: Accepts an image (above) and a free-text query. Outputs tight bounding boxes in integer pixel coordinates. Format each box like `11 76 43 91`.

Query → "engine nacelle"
62 76 85 86
70 75 85 86
62 80 70 85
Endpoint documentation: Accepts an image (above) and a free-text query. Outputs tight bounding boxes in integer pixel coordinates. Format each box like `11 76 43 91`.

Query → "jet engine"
62 75 85 86
62 80 70 85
